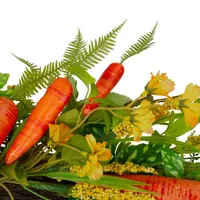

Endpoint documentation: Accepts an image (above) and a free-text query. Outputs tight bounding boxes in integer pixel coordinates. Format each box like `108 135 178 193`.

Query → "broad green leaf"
185 169 200 180
28 172 155 194
161 148 184 178
88 83 98 99
112 110 132 128
57 108 80 128
28 180 71 194
0 73 10 89
67 134 91 153
163 113 193 137
62 145 87 166
0 163 27 185
100 92 132 106
15 166 28 185
69 76 79 99
68 65 95 85
103 111 112 135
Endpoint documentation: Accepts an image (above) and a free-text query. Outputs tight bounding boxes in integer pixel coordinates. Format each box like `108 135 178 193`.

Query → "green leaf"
28 172 155 194
185 169 200 180
120 22 157 63
57 108 80 128
67 134 91 153
28 180 71 194
14 61 62 98
0 163 27 185
75 21 126 70
103 110 112 135
163 113 193 137
88 83 98 99
12 53 39 72
62 145 87 166
69 76 79 99
0 73 9 89
161 148 184 178
95 92 132 107
63 28 86 64
16 98 34 121
67 65 95 85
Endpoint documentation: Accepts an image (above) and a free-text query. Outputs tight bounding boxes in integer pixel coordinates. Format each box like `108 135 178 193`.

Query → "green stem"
0 183 15 200
28 158 65 174
23 186 49 200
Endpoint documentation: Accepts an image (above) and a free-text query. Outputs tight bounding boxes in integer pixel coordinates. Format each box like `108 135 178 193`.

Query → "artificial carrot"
5 77 73 165
0 97 18 145
83 62 124 116
121 174 200 200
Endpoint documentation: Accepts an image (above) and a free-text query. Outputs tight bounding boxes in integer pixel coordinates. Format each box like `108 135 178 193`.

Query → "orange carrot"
83 62 124 116
5 78 73 165
0 97 18 145
121 174 200 200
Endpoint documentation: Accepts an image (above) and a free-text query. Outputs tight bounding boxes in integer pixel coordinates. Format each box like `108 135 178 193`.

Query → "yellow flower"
143 72 175 96
48 123 73 145
79 134 112 180
179 83 200 127
131 101 155 141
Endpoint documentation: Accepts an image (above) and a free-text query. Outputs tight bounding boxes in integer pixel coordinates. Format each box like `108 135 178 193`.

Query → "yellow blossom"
48 123 73 145
132 100 155 141
79 134 112 180
143 72 175 96
178 83 200 127
113 101 155 141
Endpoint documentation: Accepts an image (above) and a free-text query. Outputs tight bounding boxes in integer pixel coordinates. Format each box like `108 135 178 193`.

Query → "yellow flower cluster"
69 182 156 200
70 162 158 176
186 134 200 149
112 116 134 138
112 101 155 142
103 162 158 175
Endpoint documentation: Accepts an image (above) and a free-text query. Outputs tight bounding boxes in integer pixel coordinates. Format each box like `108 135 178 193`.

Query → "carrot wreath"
0 97 18 146
5 77 73 165
83 62 124 116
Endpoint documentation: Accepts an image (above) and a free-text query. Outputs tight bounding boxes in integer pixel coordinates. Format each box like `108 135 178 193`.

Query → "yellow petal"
48 124 60 143
97 148 112 161
146 72 175 96
85 134 96 153
79 160 92 177
88 154 98 165
132 126 142 142
95 142 106 152
134 111 155 133
182 103 200 127
181 83 200 102
87 162 103 180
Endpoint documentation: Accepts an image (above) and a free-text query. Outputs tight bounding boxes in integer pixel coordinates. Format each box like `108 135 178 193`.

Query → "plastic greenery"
1 21 200 200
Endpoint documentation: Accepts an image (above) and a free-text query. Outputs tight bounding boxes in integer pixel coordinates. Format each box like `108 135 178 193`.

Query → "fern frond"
75 20 126 70
12 53 39 72
63 28 86 63
14 61 62 98
16 98 35 121
120 22 158 64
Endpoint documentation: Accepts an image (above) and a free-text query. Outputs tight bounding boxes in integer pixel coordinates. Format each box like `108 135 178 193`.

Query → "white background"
1 0 200 138
1 0 200 136
1 0 200 101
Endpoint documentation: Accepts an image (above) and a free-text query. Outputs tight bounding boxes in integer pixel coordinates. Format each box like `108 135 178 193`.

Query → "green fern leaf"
75 20 126 70
120 22 157 64
63 28 86 63
12 53 39 72
14 61 62 98
16 98 35 121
